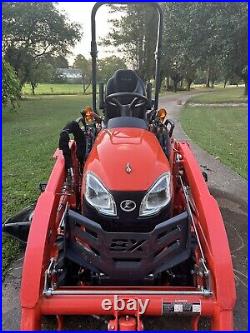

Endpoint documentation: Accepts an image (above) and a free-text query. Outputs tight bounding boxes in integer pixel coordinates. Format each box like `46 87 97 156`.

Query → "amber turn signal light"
83 106 94 123
157 108 167 122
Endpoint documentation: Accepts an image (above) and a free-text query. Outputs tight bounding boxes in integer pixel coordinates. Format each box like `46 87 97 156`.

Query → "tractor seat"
105 69 147 121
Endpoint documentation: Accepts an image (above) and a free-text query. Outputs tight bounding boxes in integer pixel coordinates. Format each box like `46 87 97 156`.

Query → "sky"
56 2 118 65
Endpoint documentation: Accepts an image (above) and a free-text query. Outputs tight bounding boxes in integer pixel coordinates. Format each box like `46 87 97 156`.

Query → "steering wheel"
105 92 148 115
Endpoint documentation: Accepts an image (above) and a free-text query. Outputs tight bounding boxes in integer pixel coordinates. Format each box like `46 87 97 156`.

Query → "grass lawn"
2 95 92 274
22 83 93 95
189 86 247 104
181 104 248 179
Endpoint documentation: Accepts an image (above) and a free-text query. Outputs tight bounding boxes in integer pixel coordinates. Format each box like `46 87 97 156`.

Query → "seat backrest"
105 69 146 121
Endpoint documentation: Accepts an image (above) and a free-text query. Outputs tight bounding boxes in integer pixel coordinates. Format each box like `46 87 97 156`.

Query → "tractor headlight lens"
139 173 171 217
85 173 117 216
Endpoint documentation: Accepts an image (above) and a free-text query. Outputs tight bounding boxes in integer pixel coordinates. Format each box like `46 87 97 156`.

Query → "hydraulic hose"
59 121 86 173
59 130 71 171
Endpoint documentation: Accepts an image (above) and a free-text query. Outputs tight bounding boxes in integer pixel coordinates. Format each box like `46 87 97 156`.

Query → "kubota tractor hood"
83 128 170 191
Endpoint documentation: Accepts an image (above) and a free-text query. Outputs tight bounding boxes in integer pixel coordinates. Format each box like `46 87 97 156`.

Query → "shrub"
2 60 21 109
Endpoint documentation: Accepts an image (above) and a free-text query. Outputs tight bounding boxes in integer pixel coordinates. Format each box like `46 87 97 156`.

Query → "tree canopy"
97 56 127 83
73 54 127 90
3 2 81 86
103 4 156 81
104 2 248 94
73 54 92 93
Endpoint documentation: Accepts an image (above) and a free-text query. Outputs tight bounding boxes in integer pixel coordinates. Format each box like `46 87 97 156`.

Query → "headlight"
139 173 171 217
85 173 117 216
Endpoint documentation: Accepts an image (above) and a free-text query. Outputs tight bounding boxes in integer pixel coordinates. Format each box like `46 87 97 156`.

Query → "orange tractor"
3 3 236 330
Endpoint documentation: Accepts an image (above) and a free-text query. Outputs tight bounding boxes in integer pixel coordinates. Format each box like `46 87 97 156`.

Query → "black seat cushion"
105 70 146 121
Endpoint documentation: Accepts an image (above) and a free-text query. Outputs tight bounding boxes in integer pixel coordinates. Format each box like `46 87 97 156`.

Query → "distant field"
181 87 247 178
22 83 93 95
2 95 92 274
189 86 247 104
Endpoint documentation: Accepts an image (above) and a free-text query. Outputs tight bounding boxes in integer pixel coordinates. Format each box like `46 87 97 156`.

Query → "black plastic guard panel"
2 204 35 243
64 210 191 281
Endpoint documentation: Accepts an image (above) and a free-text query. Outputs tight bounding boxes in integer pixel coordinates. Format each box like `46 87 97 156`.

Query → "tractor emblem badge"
125 163 132 174
120 200 136 212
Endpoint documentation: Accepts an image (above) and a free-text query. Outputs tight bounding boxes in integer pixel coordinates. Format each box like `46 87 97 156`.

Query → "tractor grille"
64 209 191 282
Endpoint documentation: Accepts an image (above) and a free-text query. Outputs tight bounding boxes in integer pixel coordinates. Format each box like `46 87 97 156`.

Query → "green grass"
2 95 92 274
181 105 248 179
189 87 247 104
22 83 93 95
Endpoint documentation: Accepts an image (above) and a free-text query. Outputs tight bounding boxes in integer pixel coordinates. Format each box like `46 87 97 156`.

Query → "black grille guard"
64 210 191 281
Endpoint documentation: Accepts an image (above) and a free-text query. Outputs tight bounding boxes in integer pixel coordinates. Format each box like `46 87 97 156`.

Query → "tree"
27 60 56 95
97 56 127 83
2 60 21 109
160 3 197 91
53 55 69 69
103 4 157 81
3 2 81 86
73 54 92 94
219 3 248 94
186 2 247 92
104 2 248 94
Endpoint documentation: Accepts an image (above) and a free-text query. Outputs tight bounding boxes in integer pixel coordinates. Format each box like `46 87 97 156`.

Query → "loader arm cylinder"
91 2 163 112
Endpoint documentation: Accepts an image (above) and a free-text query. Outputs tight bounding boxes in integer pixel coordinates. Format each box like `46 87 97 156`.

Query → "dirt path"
2 92 247 330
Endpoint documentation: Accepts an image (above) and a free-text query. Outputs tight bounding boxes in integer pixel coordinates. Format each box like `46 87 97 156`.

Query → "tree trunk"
82 74 85 95
83 82 91 94
223 78 227 88
186 79 193 91
244 79 248 96
206 66 210 88
138 35 143 76
173 80 178 93
166 76 170 90
31 83 36 95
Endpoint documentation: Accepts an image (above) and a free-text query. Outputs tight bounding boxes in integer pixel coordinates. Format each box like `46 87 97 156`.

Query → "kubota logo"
120 200 136 212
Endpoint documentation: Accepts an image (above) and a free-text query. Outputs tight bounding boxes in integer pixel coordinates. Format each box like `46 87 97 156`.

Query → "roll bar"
91 2 163 112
